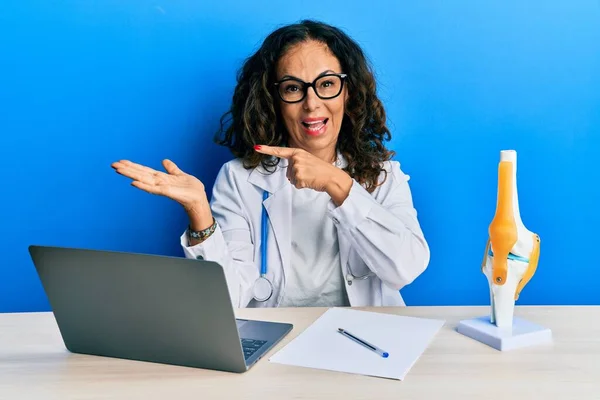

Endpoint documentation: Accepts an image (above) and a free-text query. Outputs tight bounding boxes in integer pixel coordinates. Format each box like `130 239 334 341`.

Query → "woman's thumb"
163 159 182 175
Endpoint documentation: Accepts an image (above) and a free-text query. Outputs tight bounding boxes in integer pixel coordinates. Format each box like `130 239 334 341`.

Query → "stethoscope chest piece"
253 276 273 302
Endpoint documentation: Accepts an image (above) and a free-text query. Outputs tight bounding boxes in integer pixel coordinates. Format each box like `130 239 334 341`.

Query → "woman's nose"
302 87 321 111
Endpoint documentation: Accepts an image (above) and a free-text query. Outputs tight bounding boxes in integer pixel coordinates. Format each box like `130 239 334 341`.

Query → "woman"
112 20 429 308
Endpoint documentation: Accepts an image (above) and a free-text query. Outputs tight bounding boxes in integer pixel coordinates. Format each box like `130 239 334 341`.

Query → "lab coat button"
196 255 204 260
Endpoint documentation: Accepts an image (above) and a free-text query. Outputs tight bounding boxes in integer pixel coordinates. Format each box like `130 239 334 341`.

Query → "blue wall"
1 1 599 312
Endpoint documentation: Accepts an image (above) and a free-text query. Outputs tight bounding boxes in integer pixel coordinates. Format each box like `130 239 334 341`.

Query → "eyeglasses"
274 73 347 103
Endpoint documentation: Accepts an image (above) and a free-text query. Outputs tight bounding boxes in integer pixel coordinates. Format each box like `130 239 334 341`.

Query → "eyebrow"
279 69 337 81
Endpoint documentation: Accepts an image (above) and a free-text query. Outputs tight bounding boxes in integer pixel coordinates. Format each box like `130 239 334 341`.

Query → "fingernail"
254 145 262 150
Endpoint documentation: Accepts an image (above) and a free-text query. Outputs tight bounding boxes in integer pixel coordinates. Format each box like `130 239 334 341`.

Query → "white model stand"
457 316 552 351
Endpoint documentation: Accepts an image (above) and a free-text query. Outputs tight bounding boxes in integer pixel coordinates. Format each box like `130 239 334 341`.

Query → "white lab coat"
180 155 429 308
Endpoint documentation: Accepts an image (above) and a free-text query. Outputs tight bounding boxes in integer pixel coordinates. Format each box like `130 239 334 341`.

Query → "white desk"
1 306 599 399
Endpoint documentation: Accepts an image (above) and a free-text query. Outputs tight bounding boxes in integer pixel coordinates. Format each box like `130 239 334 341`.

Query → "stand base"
457 316 552 351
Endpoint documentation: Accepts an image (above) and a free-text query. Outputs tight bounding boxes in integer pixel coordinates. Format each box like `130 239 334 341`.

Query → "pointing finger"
254 145 297 159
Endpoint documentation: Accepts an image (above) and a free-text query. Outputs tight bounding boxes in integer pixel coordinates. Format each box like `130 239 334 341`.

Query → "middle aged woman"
112 20 430 308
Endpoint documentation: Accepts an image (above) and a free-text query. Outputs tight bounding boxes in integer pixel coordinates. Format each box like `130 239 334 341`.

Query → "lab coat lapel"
333 151 352 285
247 159 292 279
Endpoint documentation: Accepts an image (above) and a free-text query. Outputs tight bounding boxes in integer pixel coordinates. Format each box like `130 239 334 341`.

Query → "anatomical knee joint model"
481 150 540 328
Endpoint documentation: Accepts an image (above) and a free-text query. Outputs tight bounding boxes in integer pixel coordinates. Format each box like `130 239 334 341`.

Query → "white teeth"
302 119 326 132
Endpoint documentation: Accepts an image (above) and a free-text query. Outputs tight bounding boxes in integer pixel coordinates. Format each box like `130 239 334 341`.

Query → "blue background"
1 1 599 312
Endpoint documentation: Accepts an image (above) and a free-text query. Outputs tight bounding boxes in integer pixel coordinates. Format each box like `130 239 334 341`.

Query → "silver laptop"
28 245 293 373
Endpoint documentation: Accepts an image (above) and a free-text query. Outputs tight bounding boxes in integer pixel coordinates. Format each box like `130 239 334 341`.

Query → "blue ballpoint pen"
337 328 389 358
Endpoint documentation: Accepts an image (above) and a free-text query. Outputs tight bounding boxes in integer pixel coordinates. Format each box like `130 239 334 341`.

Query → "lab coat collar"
247 157 289 194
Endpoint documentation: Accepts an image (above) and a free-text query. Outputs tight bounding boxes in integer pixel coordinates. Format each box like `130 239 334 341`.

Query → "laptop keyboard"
241 338 267 360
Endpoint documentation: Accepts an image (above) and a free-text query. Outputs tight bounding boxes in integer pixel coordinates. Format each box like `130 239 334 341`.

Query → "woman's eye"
284 85 300 92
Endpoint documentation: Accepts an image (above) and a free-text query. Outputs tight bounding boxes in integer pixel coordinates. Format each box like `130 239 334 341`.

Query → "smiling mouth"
301 118 328 132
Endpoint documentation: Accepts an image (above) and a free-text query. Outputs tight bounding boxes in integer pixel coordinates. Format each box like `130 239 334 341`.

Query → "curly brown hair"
215 19 395 193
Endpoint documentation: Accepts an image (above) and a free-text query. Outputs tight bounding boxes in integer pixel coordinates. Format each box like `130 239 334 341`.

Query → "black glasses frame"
273 73 348 103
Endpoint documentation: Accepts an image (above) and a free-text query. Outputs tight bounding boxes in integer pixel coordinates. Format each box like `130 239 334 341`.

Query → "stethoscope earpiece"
346 271 374 286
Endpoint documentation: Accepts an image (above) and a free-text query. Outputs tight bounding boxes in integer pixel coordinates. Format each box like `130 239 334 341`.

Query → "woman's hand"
253 145 353 206
111 159 213 229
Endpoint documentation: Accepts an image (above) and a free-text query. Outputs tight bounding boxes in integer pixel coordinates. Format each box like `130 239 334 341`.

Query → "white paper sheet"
269 308 445 380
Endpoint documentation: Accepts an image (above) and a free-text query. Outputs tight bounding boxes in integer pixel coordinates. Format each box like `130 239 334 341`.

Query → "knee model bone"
482 150 541 328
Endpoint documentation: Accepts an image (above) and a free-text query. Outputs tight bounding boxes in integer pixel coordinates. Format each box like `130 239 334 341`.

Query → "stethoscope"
252 191 274 302
251 190 374 303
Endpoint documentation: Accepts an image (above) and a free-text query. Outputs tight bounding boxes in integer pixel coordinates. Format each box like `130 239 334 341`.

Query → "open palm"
111 159 206 208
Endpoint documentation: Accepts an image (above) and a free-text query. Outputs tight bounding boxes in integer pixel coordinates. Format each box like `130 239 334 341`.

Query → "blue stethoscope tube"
261 190 268 276
252 190 274 302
